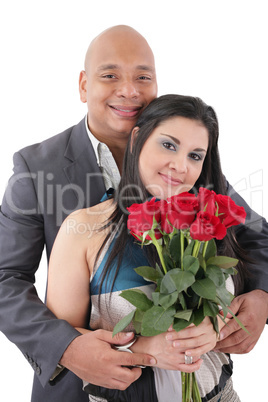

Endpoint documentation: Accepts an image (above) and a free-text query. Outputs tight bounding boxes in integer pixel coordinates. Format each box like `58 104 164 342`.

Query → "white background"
0 1 267 400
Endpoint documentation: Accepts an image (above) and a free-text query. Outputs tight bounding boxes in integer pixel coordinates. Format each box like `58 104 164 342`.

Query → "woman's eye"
162 142 176 151
189 153 202 161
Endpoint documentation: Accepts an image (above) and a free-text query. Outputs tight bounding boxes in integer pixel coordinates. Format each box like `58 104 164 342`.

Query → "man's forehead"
85 27 155 73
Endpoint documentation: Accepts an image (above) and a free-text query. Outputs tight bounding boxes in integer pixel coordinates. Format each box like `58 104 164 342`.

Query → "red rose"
215 194 246 228
190 211 227 241
127 198 163 241
197 187 246 228
162 193 199 233
197 187 217 215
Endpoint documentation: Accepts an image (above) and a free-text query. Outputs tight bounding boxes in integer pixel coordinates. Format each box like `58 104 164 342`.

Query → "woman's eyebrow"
160 133 207 152
160 133 181 145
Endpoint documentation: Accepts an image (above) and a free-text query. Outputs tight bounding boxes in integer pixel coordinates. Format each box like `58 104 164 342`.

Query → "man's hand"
215 290 268 354
60 329 156 390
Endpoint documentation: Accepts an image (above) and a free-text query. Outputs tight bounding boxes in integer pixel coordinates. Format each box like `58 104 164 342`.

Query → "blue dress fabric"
85 235 240 402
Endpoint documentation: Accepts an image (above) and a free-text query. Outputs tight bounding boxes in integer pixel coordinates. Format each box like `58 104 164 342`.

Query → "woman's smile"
158 172 184 186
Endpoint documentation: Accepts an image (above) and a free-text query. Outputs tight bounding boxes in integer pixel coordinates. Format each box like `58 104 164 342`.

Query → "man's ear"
79 71 88 103
130 127 139 152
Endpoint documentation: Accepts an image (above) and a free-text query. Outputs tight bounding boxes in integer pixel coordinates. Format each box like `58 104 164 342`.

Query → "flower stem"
192 240 201 258
180 230 185 270
150 232 167 274
181 372 201 402
202 241 208 258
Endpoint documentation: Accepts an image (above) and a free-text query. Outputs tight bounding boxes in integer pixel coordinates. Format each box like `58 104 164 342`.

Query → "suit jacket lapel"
63 118 106 207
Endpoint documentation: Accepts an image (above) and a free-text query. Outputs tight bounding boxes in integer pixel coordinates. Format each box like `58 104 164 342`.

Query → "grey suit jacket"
0 118 268 401
0 118 105 401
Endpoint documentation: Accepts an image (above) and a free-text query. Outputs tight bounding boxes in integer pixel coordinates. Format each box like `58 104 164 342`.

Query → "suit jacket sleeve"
227 181 268 293
0 151 81 387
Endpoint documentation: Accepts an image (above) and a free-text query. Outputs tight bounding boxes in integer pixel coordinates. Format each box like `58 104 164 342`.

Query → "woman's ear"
130 127 139 153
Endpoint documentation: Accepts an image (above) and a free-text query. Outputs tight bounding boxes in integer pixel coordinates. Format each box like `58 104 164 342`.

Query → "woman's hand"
131 316 218 373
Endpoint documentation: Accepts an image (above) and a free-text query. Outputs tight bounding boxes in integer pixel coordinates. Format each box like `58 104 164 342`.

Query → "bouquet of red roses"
113 187 247 402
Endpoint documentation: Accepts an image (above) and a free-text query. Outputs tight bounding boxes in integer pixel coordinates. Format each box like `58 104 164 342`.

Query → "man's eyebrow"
97 64 119 71
136 65 155 72
97 64 155 72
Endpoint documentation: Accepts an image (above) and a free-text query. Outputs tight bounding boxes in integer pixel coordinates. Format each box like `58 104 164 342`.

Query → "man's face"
79 30 157 147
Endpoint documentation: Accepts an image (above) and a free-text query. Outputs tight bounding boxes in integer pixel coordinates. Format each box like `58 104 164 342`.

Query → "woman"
47 95 244 401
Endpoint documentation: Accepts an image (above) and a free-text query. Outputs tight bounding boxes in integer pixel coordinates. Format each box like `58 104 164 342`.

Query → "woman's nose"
169 155 187 173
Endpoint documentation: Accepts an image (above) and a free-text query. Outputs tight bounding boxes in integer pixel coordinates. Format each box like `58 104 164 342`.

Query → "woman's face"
138 116 209 199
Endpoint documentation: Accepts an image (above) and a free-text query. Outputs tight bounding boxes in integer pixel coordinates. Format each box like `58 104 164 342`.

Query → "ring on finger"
184 354 193 365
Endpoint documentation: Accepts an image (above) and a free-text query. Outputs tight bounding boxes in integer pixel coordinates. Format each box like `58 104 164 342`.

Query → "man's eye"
138 76 151 80
103 74 116 79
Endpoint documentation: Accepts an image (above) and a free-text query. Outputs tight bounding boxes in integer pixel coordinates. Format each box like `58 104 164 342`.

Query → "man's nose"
115 79 139 98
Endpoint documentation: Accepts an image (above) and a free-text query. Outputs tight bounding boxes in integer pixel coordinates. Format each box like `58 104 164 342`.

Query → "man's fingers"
119 351 156 367
95 330 157 366
219 316 242 341
215 333 255 354
95 329 136 346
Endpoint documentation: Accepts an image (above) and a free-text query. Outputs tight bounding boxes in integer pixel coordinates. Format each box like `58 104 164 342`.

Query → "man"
0 25 267 402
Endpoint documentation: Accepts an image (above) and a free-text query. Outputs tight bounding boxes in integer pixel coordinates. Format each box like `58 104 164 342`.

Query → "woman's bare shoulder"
65 199 115 225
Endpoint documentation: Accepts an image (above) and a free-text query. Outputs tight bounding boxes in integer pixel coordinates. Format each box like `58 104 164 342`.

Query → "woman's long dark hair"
96 94 248 296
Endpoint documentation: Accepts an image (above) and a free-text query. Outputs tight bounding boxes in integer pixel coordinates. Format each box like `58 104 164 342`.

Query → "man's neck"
106 143 126 174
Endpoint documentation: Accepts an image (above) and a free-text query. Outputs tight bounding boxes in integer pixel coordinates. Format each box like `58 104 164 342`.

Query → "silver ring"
185 355 193 364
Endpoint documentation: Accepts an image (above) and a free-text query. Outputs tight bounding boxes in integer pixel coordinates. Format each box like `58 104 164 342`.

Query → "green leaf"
204 239 217 260
191 278 217 300
207 256 238 269
184 290 201 310
113 310 135 336
206 265 225 286
178 292 187 310
141 306 175 336
173 318 192 331
184 240 195 257
156 262 164 277
203 299 219 317
169 269 195 293
174 309 193 321
163 251 175 271
134 266 163 282
169 233 182 266
134 308 144 322
183 255 199 275
133 319 141 334
210 316 219 334
152 291 160 306
218 303 228 319
198 254 206 271
120 289 153 311
159 291 178 309
216 287 234 306
221 267 238 276
192 308 205 326
132 309 144 334
160 270 177 294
